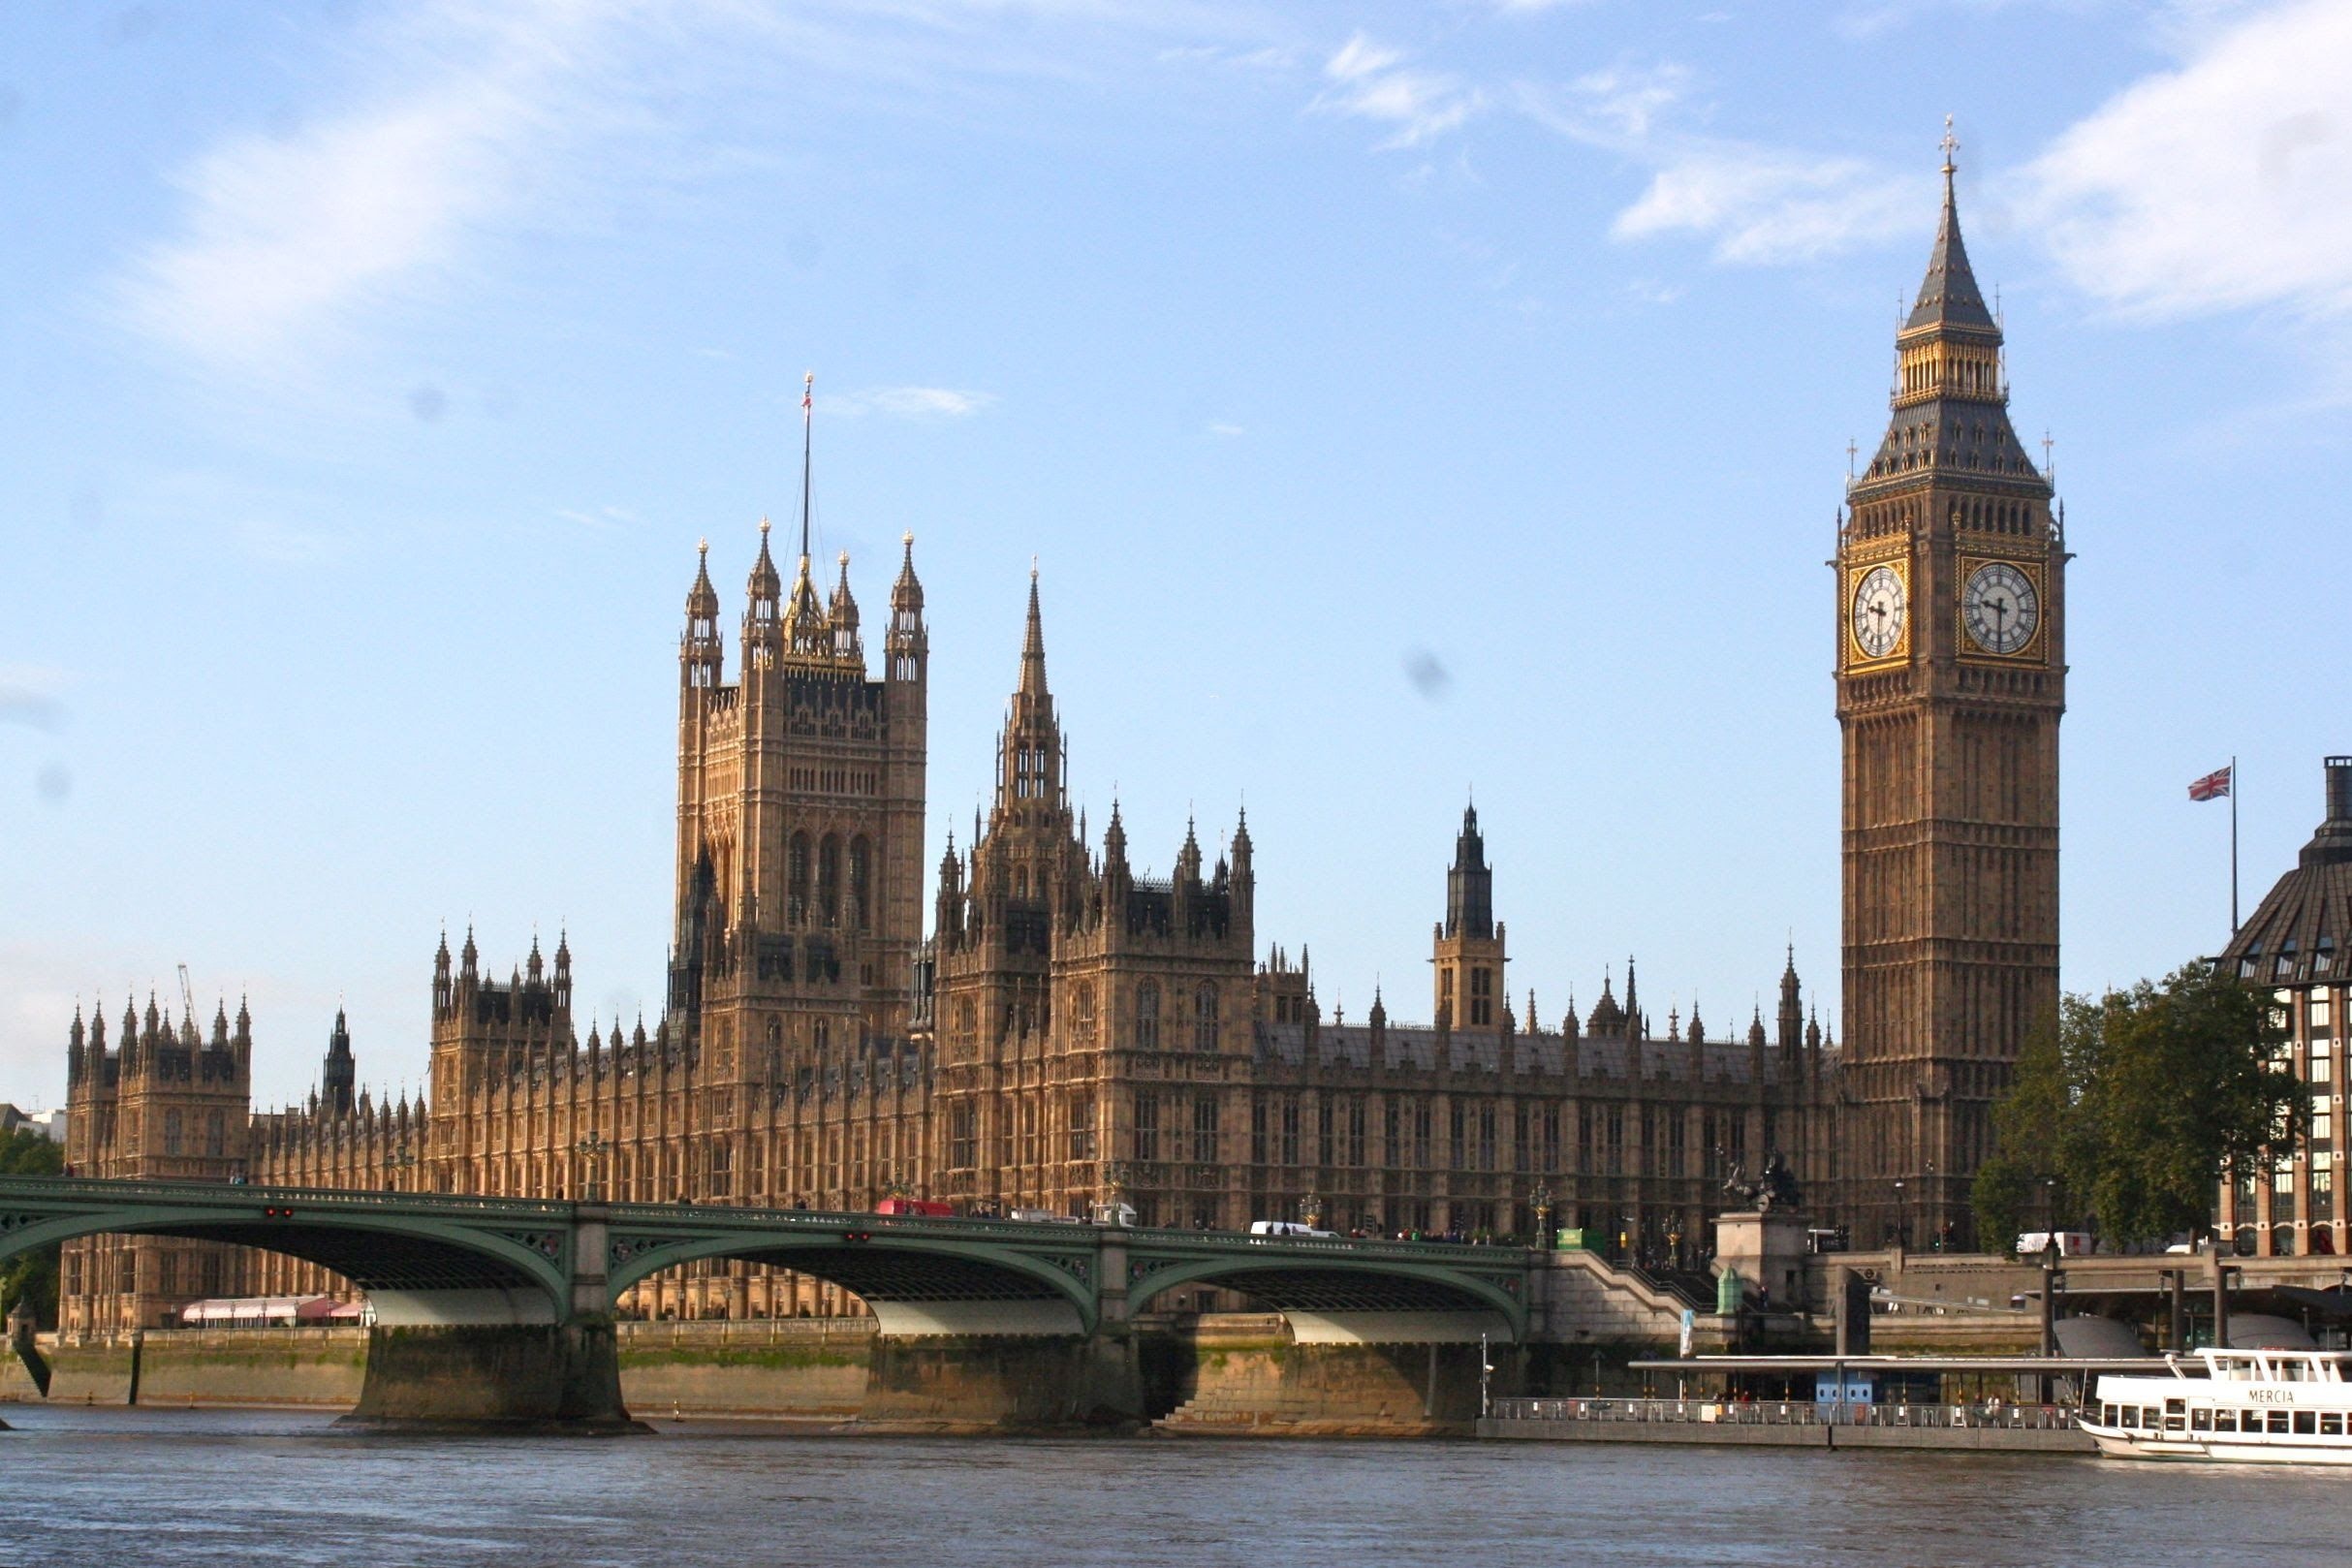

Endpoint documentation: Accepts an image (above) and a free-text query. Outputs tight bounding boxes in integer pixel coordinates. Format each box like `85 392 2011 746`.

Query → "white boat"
2084 1348 2352 1463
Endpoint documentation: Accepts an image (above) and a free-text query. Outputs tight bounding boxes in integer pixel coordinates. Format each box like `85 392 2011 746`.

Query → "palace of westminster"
56 151 2085 1330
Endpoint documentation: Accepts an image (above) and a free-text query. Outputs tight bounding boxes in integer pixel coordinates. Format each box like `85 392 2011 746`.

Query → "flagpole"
2231 755 2240 935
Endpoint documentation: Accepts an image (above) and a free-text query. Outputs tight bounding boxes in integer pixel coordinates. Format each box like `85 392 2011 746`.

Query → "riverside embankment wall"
4 1323 886 1416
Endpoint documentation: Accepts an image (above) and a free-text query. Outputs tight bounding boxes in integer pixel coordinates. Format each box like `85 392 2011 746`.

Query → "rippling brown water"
0 1405 2336 1567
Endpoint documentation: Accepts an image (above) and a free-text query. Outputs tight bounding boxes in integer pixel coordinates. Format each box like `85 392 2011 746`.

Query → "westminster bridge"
0 1176 1557 1429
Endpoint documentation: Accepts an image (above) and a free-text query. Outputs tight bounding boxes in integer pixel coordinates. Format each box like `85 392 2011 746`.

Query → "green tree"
0 1127 64 1325
1971 1010 2072 1249
1974 963 2299 1251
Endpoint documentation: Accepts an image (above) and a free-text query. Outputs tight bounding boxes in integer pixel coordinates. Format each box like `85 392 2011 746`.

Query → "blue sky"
5 0 2349 1111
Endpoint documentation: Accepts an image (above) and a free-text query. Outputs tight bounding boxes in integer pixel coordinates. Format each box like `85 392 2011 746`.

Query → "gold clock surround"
1955 555 2047 662
1844 553 1911 669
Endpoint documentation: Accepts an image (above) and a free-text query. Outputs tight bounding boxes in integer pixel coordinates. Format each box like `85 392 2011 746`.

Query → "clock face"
1963 560 2040 655
1851 564 1907 660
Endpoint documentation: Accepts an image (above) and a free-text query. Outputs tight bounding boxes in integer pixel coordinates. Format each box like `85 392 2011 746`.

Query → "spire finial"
799 370 816 563
698 536 708 558
1940 112 1958 178
1018 565 1049 697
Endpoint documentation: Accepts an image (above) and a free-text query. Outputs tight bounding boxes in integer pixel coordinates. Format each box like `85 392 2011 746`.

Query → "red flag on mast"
2188 765 2233 802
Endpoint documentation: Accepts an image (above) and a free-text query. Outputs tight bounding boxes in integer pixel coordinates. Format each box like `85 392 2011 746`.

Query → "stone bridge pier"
339 1204 643 1434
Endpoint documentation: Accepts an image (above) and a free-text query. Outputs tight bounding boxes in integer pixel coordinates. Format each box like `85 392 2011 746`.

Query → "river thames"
0 1406 2336 1567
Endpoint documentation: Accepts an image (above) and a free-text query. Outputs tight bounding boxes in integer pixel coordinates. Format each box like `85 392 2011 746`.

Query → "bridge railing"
0 1176 1531 1267
1490 1396 2082 1430
0 1175 573 1219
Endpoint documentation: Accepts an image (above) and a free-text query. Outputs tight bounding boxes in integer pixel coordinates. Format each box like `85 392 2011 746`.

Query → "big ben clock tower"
1835 127 2066 1249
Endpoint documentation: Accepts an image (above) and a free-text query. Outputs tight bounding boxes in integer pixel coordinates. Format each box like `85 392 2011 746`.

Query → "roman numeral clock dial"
1962 560 2040 655
1850 564 1906 661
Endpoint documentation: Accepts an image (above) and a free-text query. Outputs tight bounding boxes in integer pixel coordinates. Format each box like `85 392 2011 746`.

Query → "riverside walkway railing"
1489 1396 2080 1431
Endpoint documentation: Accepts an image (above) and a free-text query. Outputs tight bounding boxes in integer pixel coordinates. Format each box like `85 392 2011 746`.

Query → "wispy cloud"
1517 67 1914 264
2023 0 2352 320
1207 421 1245 437
1313 33 1482 149
822 386 999 419
1610 146 1914 264
110 0 633 381
107 0 1267 392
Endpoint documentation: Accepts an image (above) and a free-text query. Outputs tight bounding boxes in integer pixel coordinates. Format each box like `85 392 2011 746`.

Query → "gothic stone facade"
54 161 2078 1327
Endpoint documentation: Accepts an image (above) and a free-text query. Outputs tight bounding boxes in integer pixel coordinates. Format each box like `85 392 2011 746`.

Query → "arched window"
849 836 872 931
789 833 812 922
1135 982 1160 1050
1193 983 1220 1052
818 834 841 924
1072 981 1096 1047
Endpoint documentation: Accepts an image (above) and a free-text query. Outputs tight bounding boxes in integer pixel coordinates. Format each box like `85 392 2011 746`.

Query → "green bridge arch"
0 1179 574 1321
1123 1252 1528 1339
603 1225 1100 1333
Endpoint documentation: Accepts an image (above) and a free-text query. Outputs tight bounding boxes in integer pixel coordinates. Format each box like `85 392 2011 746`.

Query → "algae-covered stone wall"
618 1321 876 1418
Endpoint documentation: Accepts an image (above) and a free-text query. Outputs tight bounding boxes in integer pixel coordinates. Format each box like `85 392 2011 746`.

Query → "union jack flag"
2188 765 2232 802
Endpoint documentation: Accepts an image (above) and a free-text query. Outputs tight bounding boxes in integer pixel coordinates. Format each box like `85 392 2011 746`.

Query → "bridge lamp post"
1892 1179 1907 1250
385 1150 417 1194
1300 1191 1324 1232
575 1134 611 1203
1531 1181 1553 1251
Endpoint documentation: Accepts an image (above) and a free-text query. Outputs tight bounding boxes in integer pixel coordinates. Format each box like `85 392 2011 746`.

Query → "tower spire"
1852 120 2036 490
1019 561 1049 699
800 370 815 564
1906 115 1993 334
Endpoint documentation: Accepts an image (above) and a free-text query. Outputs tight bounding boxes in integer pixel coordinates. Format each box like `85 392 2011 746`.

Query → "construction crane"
177 962 198 1031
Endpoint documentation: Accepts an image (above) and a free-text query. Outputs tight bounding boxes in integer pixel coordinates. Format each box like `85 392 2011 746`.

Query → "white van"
1008 1207 1082 1226
2015 1230 2094 1257
1249 1219 1337 1239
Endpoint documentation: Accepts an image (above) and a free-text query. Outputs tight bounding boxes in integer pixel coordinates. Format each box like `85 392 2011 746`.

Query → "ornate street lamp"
575 1133 611 1202
1300 1191 1324 1231
385 1149 417 1194
1531 1181 1554 1251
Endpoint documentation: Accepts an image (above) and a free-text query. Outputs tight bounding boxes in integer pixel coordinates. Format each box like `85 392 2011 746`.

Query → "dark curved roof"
2220 758 2352 987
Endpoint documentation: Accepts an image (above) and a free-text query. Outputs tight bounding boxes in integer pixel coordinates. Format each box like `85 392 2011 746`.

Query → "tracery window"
1193 983 1219 1052
789 833 812 922
849 836 871 931
1135 982 1161 1050
818 834 841 924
